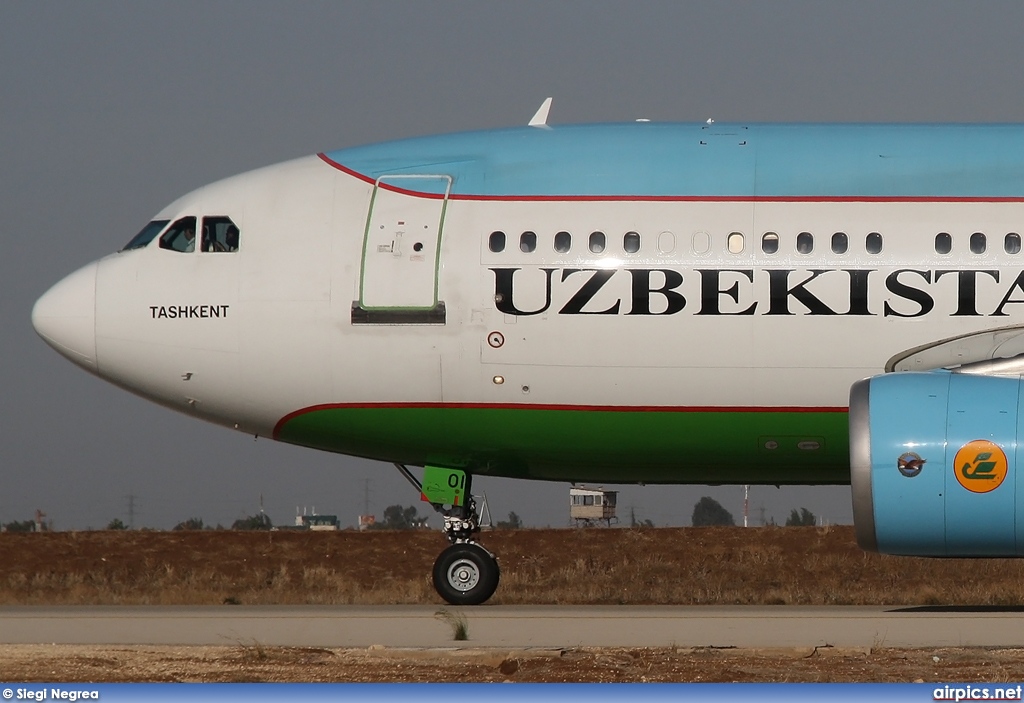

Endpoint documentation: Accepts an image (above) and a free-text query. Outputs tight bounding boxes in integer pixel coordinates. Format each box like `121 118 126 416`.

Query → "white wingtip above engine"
528 97 553 127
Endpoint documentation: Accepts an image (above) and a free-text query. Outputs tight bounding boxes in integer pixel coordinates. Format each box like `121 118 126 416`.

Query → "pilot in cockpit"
224 225 239 252
182 225 196 252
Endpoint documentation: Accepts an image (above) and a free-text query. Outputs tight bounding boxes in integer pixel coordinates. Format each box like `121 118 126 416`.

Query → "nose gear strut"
394 463 500 605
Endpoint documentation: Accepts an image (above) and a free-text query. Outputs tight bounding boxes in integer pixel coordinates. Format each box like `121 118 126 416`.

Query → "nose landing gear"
394 464 500 605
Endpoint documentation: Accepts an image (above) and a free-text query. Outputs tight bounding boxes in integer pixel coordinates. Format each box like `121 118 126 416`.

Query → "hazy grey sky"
6 1 1024 530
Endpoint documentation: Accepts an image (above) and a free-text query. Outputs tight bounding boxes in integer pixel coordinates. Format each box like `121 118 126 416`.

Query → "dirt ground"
6 642 1024 683
4 526 1024 681
1 644 1022 682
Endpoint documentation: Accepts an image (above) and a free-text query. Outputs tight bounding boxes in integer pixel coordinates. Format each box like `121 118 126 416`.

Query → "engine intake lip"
849 378 877 552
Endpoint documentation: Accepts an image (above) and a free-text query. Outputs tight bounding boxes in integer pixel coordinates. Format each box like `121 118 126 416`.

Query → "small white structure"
295 507 339 531
570 486 618 527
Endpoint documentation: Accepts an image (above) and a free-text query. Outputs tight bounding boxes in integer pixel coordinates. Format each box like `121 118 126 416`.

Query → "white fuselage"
32 122 1024 483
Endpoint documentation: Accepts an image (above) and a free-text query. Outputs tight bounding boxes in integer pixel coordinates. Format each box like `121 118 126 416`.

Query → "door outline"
353 174 451 324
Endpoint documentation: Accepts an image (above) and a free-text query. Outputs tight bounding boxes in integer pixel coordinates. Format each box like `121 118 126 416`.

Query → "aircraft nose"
31 261 98 372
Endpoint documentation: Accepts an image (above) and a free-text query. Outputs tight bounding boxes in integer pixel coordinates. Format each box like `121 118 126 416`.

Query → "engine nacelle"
851 371 1024 556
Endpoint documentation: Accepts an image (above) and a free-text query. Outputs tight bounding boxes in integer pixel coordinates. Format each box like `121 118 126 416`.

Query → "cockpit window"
121 219 169 251
158 217 198 253
202 216 241 252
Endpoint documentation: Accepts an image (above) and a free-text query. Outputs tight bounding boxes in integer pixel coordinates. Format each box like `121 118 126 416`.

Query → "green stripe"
276 406 851 485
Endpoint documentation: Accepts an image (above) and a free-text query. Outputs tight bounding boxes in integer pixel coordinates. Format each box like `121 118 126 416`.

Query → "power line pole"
743 485 750 528
125 494 138 529
357 479 374 531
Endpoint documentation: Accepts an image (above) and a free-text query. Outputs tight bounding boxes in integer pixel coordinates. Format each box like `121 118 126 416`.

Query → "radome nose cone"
32 261 98 372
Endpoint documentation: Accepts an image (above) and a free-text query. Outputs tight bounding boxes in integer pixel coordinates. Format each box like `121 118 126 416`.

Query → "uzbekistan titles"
491 267 1024 317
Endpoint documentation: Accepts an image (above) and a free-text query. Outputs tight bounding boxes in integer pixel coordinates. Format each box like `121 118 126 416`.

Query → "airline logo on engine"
954 440 1008 493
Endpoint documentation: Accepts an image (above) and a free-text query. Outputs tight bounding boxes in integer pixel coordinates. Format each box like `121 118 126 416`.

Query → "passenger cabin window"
488 231 506 253
623 231 640 254
761 232 779 254
866 232 883 254
727 232 744 254
729 232 745 254
122 219 169 251
589 231 606 254
202 216 240 252
796 232 813 254
520 231 537 253
1006 233 1022 254
554 231 571 253
970 232 987 254
831 232 848 254
935 232 952 254
657 231 675 253
158 216 198 253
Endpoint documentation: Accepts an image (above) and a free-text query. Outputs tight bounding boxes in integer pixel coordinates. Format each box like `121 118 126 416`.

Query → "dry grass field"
2 525 1023 606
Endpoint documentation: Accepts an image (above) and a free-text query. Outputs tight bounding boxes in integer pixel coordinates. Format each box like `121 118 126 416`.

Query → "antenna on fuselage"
528 97 553 127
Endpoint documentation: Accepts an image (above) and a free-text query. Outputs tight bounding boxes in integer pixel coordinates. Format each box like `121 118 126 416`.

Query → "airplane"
32 99 1024 605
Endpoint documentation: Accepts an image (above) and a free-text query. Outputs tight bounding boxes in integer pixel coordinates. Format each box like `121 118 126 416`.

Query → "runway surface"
3 605 1024 649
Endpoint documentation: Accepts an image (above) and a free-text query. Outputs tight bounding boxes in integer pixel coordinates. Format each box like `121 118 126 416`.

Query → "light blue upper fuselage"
323 123 1024 198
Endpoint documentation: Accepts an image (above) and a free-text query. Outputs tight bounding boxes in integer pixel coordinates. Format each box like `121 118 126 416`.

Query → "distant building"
293 508 339 531
570 487 618 527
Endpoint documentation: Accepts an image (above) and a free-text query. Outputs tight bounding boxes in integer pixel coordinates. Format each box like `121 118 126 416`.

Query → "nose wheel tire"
433 543 500 605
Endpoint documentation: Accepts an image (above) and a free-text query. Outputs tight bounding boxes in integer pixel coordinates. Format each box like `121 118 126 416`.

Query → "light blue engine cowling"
850 371 1024 556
